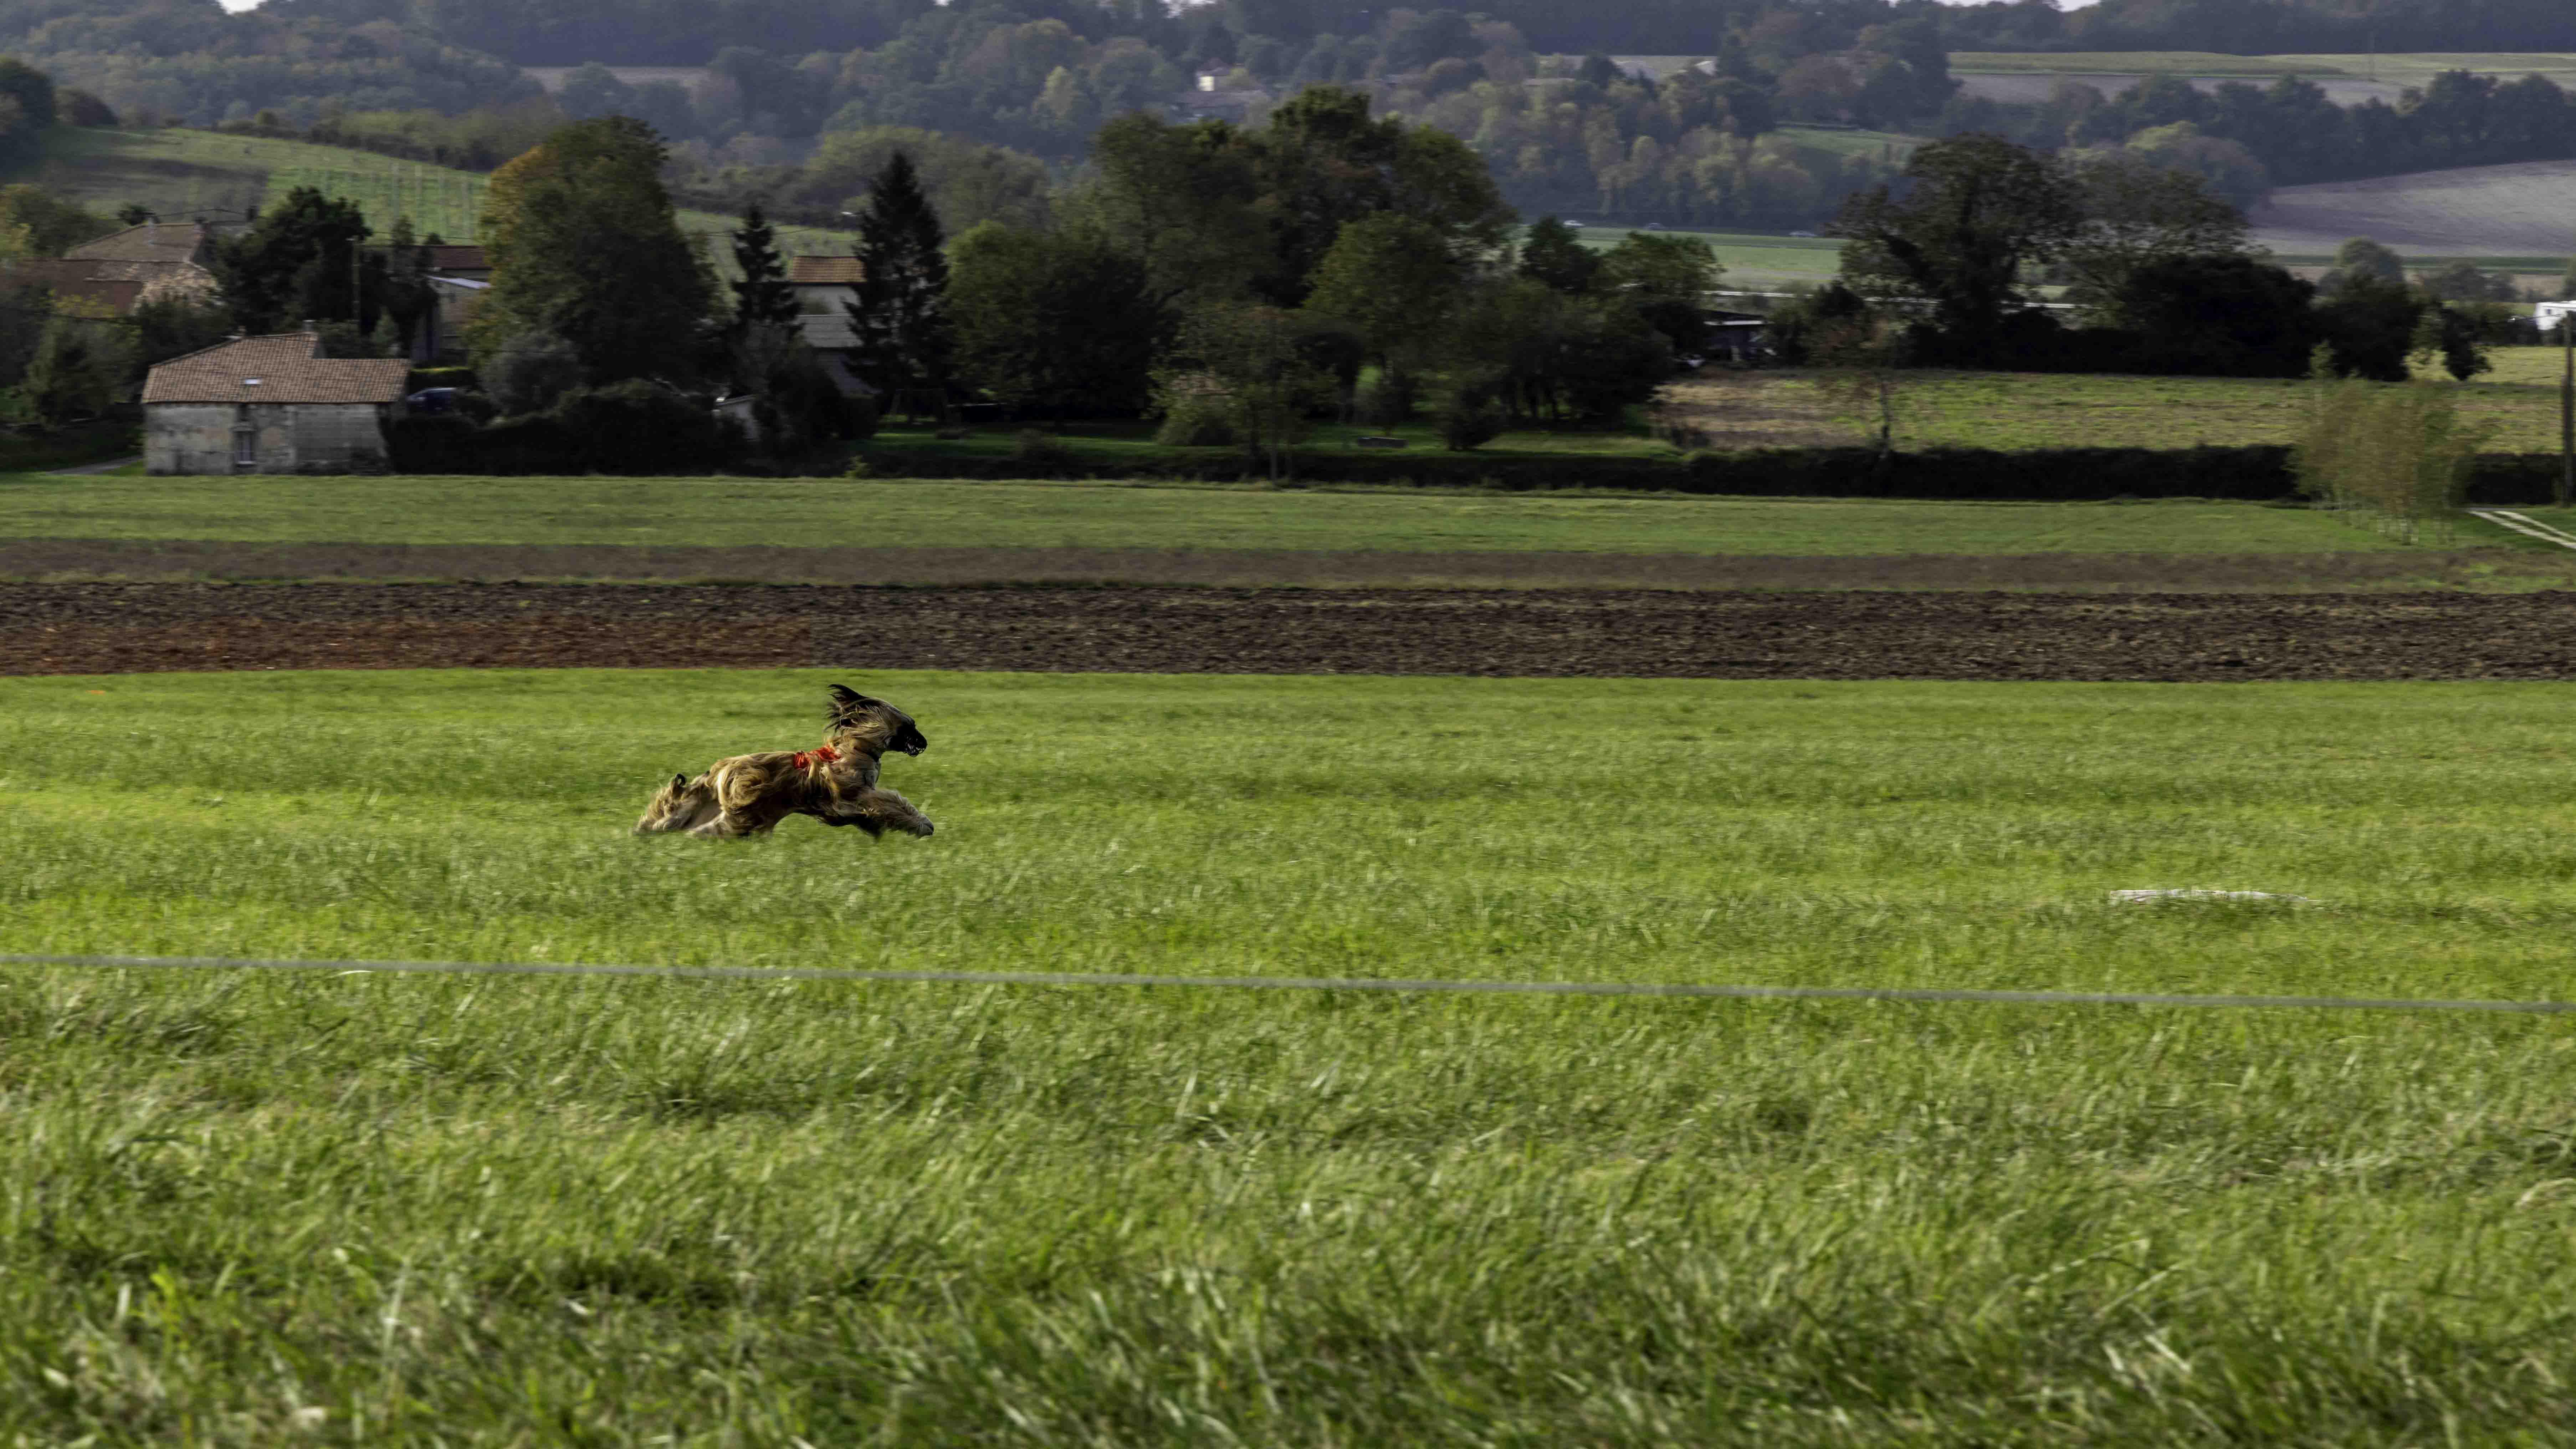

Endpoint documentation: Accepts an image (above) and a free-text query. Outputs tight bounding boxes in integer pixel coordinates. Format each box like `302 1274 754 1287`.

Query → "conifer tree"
729 202 798 332
844 152 953 412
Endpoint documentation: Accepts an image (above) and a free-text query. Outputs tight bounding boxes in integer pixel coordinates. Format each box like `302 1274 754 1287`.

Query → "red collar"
790 744 841 770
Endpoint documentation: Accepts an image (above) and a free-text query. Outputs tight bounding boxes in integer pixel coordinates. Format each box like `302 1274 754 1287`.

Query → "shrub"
1012 428 1073 471
1433 387 1507 452
1353 373 1415 427
844 393 880 441
549 379 742 473
1153 377 1238 447
2294 377 2488 544
484 332 584 416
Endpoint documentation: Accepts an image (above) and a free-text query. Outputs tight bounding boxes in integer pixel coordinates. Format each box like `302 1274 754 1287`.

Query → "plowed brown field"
7 583 2576 682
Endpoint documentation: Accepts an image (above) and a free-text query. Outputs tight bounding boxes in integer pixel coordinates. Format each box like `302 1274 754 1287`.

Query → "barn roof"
788 255 865 285
143 333 413 405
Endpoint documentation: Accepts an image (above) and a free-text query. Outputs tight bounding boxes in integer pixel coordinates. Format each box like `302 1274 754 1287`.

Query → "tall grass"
11 668 2576 1442
2295 375 2489 544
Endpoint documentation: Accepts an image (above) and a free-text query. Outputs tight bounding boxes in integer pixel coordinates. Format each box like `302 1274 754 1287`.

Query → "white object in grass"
2109 889 2313 905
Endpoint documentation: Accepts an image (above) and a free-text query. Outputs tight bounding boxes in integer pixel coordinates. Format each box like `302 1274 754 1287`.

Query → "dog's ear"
828 684 864 707
671 773 687 790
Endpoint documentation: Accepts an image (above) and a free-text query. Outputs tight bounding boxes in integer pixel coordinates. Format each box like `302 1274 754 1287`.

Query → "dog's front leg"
834 787 934 838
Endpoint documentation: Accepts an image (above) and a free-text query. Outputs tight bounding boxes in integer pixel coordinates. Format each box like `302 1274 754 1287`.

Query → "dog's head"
827 684 928 756
634 771 719 835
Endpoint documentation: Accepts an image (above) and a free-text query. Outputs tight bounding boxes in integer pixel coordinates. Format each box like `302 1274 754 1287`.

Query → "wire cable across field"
5 953 2575 1014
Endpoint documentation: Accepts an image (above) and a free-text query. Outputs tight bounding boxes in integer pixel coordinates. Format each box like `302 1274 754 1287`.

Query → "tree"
1596 231 1723 352
728 202 798 333
2419 260 2516 304
370 215 439 361
2059 154 2252 326
2114 255 2318 377
556 62 638 121
472 117 716 384
1071 113 1271 307
2315 275 2422 382
25 302 135 426
1440 278 1671 424
1302 213 1468 386
1247 86 1514 304
1517 215 1599 294
947 222 1162 415
0 185 115 258
2319 236 2406 296
485 331 587 415
213 186 371 334
1153 299 1333 479
1832 134 2085 365
844 150 954 413
2410 303 2492 383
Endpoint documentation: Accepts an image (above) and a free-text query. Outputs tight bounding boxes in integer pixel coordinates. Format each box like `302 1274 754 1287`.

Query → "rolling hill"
2 127 851 266
2248 157 2576 257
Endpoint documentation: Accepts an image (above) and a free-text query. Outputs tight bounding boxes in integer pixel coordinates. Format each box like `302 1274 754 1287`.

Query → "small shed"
142 333 413 475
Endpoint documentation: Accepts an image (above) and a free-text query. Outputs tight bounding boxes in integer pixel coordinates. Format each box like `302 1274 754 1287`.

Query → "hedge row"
390 428 2576 505
860 445 2576 504
857 445 2324 500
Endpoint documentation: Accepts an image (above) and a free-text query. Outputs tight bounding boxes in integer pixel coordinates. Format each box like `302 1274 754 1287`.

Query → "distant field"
1669 352 2575 454
1948 51 2354 76
1950 52 2576 110
2 127 847 263
1563 225 1844 285
2250 157 2576 258
0 473 2453 557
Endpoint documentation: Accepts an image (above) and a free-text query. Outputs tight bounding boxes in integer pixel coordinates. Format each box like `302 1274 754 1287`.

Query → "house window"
232 404 255 469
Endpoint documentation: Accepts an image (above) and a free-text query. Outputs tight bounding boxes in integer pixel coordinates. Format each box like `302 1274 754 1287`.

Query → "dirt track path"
7 583 2576 682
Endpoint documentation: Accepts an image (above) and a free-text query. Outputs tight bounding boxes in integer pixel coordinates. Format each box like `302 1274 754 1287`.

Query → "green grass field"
0 471 2494 556
11 667 2576 1441
6 127 848 265
1672 350 2576 454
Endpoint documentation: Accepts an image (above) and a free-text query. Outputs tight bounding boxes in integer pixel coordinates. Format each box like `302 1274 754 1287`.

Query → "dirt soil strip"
7 583 2576 681
0 539 2557 593
1 616 810 675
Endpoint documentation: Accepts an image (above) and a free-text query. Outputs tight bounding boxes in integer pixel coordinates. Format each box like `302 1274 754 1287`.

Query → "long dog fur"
634 685 935 840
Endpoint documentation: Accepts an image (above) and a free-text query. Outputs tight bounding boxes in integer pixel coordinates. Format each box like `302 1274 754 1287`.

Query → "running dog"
634 685 936 840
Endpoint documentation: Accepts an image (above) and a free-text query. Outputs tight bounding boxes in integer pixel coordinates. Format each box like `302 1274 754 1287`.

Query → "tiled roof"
789 255 865 285
143 333 413 405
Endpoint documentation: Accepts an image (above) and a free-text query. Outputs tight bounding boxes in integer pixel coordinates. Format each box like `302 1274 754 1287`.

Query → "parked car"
405 387 461 414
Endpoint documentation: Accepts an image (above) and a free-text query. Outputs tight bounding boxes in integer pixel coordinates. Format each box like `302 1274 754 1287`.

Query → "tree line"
1940 67 2576 203
1794 133 2512 408
217 95 1709 471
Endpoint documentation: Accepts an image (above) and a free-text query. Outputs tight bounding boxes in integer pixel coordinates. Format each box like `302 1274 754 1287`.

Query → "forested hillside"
11 0 2576 236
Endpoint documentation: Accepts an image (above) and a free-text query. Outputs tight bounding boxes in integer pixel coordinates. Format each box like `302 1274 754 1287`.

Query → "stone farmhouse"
142 332 412 475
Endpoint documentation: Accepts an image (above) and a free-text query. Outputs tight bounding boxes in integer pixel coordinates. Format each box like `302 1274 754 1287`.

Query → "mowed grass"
1671 351 2576 453
12 669 2576 1441
0 471 2448 555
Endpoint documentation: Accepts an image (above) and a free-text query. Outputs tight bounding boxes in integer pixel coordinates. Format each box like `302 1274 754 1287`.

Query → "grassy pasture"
3 127 848 264
1668 351 2576 453
11 668 2576 1440
0 471 2470 556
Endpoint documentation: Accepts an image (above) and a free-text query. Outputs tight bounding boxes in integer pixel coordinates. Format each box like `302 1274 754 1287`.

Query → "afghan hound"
634 684 935 840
